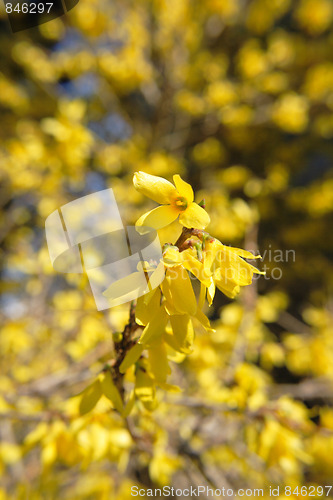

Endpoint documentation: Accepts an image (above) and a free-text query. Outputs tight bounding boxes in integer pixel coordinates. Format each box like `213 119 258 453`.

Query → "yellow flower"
133 171 210 230
164 238 264 300
205 239 265 299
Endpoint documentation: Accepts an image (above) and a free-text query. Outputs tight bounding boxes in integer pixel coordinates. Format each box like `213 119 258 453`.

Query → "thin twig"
110 301 142 401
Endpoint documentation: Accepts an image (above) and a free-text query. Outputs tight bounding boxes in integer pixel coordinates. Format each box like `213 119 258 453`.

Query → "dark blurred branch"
277 311 312 334
10 342 112 399
269 378 333 401
0 410 68 423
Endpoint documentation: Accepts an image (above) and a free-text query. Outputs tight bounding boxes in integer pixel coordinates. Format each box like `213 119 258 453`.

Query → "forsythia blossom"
83 173 264 415
134 171 210 230
112 173 264 411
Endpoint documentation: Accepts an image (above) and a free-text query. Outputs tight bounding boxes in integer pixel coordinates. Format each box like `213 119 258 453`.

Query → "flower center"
173 196 188 211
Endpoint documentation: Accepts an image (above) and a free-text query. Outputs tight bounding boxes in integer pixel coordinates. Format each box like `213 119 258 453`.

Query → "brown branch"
174 227 211 251
277 311 312 335
0 410 68 423
174 227 193 248
165 395 232 412
13 342 112 399
269 378 333 401
110 301 142 401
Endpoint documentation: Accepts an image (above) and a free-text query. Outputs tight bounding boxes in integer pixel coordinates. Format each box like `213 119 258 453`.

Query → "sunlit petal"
135 205 179 230
103 271 148 301
179 202 210 229
135 364 156 409
164 266 197 316
215 280 240 299
207 279 216 305
148 343 171 383
119 343 145 373
173 174 194 203
138 306 169 345
198 282 206 308
134 171 178 204
147 262 166 290
218 251 253 285
135 288 161 326
182 251 212 287
169 314 194 354
163 246 184 267
224 246 262 260
195 309 215 333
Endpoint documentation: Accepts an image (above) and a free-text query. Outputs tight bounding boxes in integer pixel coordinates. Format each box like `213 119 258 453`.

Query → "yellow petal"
203 239 221 274
179 202 210 229
195 309 216 333
147 262 165 289
103 271 148 302
170 315 194 354
158 382 182 393
79 380 102 415
101 371 123 413
165 324 186 353
119 343 145 373
207 279 216 305
216 282 240 299
161 292 179 316
182 251 212 287
173 174 194 203
224 246 261 260
133 171 178 204
163 246 183 267
243 261 265 276
218 251 255 286
138 306 168 345
135 288 161 326
135 205 179 230
163 340 187 362
198 282 206 308
164 266 197 316
122 390 136 418
135 364 156 408
148 343 171 383
214 274 240 298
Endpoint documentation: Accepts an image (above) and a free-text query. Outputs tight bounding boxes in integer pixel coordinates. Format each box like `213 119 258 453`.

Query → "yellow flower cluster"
100 172 263 412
